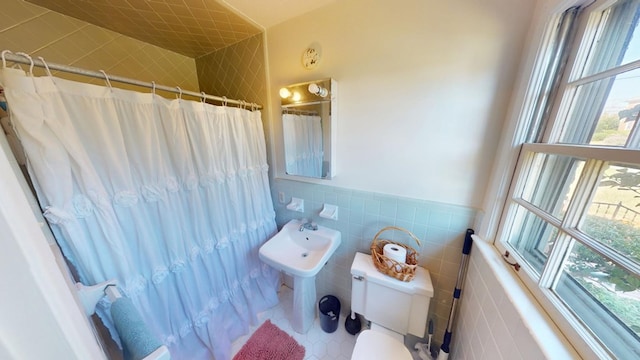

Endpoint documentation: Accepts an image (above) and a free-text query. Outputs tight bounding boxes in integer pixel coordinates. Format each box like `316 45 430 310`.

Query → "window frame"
498 150 640 359
490 0 640 358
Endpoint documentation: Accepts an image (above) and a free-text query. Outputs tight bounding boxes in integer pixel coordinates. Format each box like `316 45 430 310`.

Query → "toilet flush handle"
353 275 364 281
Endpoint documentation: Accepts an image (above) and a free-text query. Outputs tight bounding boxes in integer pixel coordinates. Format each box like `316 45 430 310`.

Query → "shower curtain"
282 113 323 177
0 67 280 360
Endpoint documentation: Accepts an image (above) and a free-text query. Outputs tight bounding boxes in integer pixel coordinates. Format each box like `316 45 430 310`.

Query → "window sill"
471 235 582 359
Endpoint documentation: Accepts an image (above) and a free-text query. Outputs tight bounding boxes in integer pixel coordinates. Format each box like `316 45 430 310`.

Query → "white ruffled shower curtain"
282 113 323 177
0 67 280 360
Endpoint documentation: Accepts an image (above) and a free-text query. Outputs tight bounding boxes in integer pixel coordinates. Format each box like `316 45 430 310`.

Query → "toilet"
350 252 434 360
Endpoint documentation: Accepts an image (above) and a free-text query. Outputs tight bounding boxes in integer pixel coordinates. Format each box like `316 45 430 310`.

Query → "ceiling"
221 0 337 29
26 0 336 59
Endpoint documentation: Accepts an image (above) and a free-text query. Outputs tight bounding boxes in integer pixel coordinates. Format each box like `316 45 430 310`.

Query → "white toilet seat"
351 329 412 360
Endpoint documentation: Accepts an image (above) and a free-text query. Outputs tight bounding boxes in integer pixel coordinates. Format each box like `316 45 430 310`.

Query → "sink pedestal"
292 275 316 333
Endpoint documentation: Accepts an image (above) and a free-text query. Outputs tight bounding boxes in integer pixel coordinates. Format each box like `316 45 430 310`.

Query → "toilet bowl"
349 252 433 359
351 328 412 360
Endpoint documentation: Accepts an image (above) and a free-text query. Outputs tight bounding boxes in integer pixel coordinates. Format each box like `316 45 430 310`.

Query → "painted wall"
266 0 535 208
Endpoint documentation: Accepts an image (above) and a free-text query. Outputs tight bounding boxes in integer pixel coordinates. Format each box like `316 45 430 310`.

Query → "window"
498 0 640 358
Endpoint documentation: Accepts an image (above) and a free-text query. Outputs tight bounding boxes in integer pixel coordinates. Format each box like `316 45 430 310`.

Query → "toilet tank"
351 252 433 337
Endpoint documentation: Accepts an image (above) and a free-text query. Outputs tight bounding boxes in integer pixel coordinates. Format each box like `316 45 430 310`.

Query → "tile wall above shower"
270 178 479 345
195 34 267 108
0 0 198 96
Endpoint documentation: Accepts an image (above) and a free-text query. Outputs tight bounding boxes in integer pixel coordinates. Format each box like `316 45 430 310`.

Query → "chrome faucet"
299 219 318 231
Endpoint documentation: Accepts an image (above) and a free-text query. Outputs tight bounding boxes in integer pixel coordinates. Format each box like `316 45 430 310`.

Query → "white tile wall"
451 250 545 360
451 241 551 360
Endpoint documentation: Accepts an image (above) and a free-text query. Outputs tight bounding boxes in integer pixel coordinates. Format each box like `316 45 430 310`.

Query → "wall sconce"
308 83 328 97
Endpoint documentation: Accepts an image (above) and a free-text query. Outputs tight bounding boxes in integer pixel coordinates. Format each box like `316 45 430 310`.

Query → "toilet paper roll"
383 243 407 264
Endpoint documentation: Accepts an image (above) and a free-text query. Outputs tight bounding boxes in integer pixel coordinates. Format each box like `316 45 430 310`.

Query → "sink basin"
259 219 342 278
259 219 341 333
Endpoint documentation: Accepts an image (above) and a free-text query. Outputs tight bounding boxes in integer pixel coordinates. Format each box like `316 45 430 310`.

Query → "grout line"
68 33 131 70
29 24 91 56
0 9 51 34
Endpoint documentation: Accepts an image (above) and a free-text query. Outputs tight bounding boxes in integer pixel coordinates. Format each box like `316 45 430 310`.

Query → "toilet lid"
351 330 412 360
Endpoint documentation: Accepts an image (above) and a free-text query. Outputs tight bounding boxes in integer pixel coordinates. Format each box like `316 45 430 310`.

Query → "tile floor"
231 285 357 360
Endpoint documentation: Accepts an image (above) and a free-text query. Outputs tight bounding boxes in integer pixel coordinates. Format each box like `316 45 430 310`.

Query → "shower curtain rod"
1 51 262 110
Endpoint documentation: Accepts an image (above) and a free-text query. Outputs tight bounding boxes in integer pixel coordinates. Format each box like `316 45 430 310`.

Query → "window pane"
520 153 584 220
500 0 640 357
580 0 640 77
559 68 640 146
554 241 640 358
506 205 558 275
580 164 640 263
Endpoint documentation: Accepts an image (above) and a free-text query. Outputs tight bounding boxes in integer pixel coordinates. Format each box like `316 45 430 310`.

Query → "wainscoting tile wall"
270 178 479 345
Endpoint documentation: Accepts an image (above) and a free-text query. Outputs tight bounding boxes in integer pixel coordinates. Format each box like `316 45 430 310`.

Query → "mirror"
280 78 336 179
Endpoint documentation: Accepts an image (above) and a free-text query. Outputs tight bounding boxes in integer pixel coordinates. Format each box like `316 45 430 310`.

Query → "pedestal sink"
259 219 342 333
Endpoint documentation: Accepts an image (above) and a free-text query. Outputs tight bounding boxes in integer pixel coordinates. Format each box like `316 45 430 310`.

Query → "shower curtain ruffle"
0 67 279 360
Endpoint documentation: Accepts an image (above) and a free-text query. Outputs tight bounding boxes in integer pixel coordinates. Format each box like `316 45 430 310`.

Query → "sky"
601 19 640 114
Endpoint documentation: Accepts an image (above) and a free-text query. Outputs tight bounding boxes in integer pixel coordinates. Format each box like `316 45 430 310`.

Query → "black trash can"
318 295 341 333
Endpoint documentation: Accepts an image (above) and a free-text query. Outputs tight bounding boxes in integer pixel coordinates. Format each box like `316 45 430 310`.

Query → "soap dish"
319 204 338 220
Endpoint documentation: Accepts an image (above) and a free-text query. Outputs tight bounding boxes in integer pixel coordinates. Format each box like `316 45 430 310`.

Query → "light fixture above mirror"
308 83 328 97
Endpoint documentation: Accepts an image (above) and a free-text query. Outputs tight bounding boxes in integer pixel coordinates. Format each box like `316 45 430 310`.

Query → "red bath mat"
233 320 305 360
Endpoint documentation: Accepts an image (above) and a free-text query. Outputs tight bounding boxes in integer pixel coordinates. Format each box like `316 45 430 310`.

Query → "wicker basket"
370 226 421 282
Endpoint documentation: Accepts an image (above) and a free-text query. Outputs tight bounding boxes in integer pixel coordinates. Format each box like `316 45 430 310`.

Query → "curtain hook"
151 81 156 96
222 96 228 107
1 50 14 69
200 91 206 103
37 56 52 77
16 52 34 76
98 70 112 89
176 86 182 100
